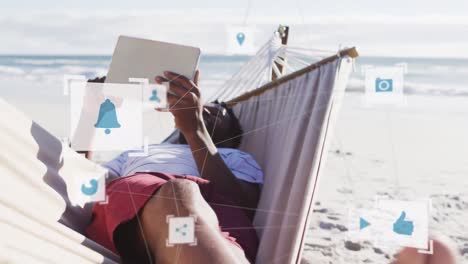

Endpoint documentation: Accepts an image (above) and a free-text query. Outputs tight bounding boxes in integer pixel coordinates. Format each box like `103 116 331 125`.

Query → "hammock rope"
207 33 351 104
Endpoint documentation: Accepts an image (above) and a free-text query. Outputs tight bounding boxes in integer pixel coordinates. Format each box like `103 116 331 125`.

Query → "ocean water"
1 54 468 98
0 54 467 137
0 55 249 104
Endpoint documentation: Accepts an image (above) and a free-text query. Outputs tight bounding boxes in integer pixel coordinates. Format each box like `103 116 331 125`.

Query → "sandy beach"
302 93 468 263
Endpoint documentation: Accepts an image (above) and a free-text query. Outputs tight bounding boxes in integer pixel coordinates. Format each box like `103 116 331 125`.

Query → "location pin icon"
236 32 246 46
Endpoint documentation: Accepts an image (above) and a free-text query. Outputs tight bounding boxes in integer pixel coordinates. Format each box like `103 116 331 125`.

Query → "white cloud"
0 9 467 57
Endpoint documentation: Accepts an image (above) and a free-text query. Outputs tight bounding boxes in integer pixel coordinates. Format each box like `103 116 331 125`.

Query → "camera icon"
375 78 393 92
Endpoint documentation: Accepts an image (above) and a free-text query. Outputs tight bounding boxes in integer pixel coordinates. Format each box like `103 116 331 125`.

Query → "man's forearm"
184 123 237 183
184 124 247 207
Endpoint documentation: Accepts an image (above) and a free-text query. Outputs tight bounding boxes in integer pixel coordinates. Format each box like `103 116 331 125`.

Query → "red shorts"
86 172 258 263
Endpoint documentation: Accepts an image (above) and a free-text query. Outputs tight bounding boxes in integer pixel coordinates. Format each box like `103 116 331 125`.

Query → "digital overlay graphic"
362 64 408 106
347 198 431 252
65 76 146 152
166 215 197 246
226 25 257 55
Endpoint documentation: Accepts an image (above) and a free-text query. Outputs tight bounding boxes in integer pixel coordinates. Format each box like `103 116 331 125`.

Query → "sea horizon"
1 54 467 99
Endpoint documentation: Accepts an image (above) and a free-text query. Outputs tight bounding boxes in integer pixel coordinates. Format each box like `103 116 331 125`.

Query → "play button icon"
360 217 371 230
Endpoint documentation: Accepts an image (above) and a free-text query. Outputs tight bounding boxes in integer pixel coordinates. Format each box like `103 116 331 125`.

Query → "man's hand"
155 71 203 136
156 70 258 218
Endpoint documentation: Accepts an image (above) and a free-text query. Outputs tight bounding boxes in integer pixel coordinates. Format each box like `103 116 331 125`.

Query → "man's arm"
156 71 259 218
183 121 259 217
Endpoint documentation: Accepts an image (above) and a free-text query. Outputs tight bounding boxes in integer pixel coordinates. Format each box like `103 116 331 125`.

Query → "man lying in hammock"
85 71 261 264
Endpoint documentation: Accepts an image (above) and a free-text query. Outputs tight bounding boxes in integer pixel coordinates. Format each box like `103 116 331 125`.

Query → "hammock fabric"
0 40 357 263
230 52 355 263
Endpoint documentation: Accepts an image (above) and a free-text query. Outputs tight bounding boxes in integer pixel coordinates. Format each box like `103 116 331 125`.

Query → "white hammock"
207 33 341 103
0 32 357 263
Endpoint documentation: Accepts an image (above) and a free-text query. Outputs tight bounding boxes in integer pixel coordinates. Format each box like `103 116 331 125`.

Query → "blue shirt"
103 144 263 183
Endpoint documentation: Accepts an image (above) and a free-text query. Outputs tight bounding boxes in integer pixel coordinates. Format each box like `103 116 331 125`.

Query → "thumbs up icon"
393 211 414 236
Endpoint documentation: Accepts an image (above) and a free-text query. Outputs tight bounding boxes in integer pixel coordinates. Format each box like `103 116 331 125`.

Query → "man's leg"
139 179 249 264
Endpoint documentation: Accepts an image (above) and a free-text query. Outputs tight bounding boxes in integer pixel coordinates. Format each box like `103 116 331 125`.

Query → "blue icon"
393 211 414 236
149 89 161 102
95 99 121 134
81 179 99 196
359 217 371 230
236 32 246 46
375 78 393 92
176 224 188 236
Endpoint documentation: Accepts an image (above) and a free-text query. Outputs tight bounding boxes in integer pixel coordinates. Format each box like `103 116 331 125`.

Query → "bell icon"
94 99 121 134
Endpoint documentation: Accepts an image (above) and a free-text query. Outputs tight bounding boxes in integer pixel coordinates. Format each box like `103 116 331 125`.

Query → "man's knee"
141 179 218 227
160 178 199 196
143 179 205 216
139 179 245 264
140 180 199 238
156 179 201 209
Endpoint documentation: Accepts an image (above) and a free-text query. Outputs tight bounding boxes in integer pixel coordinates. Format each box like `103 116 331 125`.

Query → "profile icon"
149 89 161 102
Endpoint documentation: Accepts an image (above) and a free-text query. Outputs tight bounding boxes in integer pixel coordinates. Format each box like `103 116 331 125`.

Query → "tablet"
105 36 201 84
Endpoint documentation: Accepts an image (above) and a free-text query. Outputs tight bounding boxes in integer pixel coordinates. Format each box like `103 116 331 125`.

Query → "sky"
1 0 468 57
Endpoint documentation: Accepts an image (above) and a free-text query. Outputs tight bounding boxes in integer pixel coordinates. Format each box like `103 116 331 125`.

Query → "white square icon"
375 199 429 249
363 64 407 106
145 83 167 109
346 199 430 250
226 25 257 55
69 167 108 206
166 215 197 246
69 80 144 151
